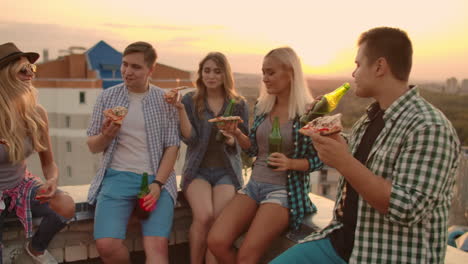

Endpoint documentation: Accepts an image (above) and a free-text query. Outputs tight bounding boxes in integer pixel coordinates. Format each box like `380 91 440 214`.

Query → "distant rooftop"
34 40 192 89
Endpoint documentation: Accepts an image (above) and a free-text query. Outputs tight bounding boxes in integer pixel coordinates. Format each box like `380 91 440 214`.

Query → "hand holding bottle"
135 173 156 219
267 152 291 171
141 183 160 211
300 83 350 125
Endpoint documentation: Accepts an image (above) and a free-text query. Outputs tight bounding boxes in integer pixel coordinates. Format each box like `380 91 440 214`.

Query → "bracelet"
152 179 164 189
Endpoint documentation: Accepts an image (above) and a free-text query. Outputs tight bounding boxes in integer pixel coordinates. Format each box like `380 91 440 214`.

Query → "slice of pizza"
299 113 342 136
207 116 244 123
164 86 190 100
103 106 128 125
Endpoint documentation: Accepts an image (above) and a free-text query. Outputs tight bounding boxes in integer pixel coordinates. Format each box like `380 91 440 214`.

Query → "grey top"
0 138 33 190
252 117 294 186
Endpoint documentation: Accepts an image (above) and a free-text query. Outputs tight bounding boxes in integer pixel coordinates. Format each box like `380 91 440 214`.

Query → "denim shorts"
94 168 174 240
238 179 289 208
193 167 235 186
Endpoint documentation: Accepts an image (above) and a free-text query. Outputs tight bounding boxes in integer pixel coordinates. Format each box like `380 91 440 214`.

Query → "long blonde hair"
256 47 313 120
193 52 243 118
0 60 46 163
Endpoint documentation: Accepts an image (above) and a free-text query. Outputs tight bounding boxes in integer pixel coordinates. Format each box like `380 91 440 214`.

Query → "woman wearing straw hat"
0 42 75 264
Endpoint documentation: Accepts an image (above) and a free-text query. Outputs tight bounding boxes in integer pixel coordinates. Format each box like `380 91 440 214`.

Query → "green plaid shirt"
301 87 461 263
245 110 323 230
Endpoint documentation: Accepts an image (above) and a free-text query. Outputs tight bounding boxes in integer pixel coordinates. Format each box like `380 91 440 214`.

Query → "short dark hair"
123 41 157 68
358 27 413 81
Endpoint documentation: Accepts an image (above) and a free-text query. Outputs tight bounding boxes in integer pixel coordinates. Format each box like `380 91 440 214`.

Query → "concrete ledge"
2 185 192 264
3 185 467 263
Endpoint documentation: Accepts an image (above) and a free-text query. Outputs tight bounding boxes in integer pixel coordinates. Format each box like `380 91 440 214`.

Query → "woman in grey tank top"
165 52 249 264
208 47 323 263
0 42 75 264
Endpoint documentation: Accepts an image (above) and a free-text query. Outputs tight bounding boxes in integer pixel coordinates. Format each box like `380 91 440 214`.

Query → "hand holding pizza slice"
299 113 343 136
103 106 128 125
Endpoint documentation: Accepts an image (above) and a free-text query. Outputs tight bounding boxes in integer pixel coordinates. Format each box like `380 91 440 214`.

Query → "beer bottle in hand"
300 82 350 125
135 172 151 220
268 116 282 169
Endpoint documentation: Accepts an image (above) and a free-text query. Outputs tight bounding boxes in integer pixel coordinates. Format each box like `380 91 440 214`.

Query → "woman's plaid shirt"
301 87 461 264
245 111 323 230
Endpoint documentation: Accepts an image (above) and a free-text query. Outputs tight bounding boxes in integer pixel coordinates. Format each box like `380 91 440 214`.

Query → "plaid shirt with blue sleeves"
245 110 323 230
301 87 461 264
86 83 180 205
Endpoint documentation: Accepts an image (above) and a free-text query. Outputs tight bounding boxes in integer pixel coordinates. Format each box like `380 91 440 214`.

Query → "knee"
192 212 214 230
144 237 168 259
207 229 229 254
49 193 75 219
96 238 120 257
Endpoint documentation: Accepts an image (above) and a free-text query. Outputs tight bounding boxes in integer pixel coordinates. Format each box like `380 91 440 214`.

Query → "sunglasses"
19 63 37 75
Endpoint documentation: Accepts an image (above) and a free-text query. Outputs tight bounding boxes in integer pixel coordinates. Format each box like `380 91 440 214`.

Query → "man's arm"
311 133 392 214
86 92 121 153
155 145 179 183
87 119 120 153
311 123 460 223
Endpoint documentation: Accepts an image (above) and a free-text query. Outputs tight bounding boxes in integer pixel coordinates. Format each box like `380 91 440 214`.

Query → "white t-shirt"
110 91 152 174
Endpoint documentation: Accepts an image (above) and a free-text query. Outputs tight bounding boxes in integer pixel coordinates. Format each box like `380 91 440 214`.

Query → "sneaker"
24 241 58 264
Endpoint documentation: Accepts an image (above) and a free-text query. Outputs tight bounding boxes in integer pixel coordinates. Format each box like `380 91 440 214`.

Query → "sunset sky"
2 0 468 82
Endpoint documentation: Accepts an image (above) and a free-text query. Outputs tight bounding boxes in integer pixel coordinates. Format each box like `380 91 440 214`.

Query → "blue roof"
85 41 123 89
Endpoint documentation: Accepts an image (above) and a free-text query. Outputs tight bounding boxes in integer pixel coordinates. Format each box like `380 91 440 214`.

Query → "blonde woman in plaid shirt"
0 43 75 264
272 27 461 264
208 47 322 264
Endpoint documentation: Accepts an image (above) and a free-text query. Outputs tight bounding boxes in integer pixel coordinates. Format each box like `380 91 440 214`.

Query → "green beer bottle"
135 172 151 220
300 82 350 125
268 116 282 169
215 98 236 142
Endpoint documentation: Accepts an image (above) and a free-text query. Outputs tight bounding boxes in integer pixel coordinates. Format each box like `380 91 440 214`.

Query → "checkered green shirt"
301 87 461 263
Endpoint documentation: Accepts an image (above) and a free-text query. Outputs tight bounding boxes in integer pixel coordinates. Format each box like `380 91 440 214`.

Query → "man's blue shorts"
94 168 174 240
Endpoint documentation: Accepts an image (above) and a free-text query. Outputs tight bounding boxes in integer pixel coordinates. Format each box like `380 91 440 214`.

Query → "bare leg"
185 179 215 264
49 192 75 219
237 203 289 264
207 194 258 264
143 236 169 264
205 184 236 264
96 238 131 264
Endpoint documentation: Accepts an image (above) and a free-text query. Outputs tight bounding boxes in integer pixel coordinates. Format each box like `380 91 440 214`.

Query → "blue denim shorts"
194 167 235 186
238 179 289 208
94 168 174 240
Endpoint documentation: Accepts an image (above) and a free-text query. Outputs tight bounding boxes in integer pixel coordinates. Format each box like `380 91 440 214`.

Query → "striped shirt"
87 83 180 204
246 109 323 230
302 87 461 263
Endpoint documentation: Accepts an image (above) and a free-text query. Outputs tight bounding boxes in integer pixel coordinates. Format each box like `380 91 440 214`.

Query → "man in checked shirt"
86 42 180 264
271 27 461 264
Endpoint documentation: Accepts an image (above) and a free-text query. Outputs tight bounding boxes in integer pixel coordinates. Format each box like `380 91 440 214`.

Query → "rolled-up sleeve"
87 92 105 137
180 94 199 146
304 136 323 173
386 124 459 226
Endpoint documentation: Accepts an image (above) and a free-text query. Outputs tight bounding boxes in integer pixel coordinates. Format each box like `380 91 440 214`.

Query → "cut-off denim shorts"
238 178 289 208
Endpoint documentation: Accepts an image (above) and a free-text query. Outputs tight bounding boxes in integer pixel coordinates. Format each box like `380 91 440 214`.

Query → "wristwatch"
152 179 164 189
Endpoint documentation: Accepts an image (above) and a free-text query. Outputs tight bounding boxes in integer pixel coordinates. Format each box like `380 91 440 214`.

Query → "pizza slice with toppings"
299 113 342 136
103 106 128 125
